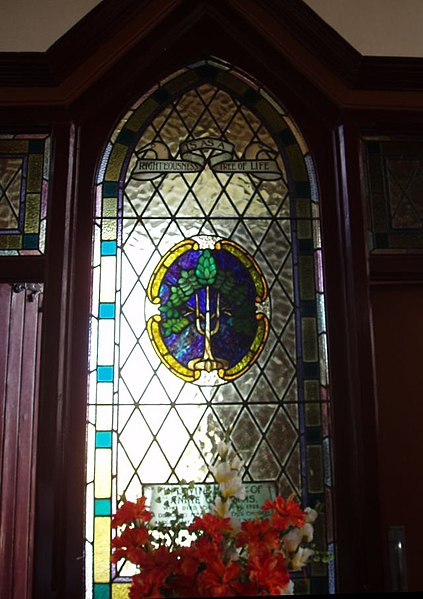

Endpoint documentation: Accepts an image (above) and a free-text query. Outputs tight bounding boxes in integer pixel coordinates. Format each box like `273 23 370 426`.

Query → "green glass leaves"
195 249 217 285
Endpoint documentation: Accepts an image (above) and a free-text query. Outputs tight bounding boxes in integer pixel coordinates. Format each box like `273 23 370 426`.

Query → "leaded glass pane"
0 133 50 255
363 136 423 251
87 59 334 597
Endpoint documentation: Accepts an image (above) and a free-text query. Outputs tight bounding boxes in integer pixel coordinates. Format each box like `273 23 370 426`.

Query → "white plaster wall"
0 0 101 51
0 0 422 57
304 0 423 57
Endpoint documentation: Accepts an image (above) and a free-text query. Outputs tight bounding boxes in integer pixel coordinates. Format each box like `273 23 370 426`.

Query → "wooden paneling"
370 284 423 592
0 284 43 599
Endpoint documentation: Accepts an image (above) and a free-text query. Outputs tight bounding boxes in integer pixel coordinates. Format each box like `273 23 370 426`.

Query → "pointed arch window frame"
87 58 334 598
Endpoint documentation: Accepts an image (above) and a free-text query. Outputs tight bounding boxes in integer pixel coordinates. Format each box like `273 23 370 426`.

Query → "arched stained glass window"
87 58 334 598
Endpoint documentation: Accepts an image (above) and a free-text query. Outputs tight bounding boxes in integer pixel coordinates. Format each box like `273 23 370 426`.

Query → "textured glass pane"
0 134 50 255
363 137 423 251
87 59 333 597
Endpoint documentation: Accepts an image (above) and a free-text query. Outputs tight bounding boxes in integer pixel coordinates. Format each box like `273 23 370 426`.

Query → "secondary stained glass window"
363 136 423 251
87 59 334 598
0 133 50 255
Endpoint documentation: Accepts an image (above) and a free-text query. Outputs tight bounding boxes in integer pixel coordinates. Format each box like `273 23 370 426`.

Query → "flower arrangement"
111 439 326 597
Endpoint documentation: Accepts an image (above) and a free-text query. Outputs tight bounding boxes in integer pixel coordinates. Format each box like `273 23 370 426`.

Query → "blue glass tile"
101 240 117 255
95 498 112 516
23 234 39 249
99 303 115 319
97 366 113 382
328 543 336 594
96 431 112 448
103 181 118 197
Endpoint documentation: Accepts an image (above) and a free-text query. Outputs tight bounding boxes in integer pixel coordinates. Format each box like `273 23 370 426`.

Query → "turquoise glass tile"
101 240 117 255
94 583 110 599
96 431 112 448
99 303 115 319
97 366 113 382
95 498 112 516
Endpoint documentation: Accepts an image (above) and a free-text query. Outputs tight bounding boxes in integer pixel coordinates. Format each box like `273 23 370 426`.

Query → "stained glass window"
0 133 50 255
363 136 423 252
87 59 334 598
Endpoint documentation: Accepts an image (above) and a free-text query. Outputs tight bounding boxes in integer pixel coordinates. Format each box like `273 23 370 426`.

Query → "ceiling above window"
1 0 423 57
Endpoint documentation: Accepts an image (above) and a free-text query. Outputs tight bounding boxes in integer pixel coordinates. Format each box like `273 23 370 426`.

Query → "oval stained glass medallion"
146 235 270 385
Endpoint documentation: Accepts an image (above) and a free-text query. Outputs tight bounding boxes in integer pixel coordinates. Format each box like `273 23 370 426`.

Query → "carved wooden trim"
1 0 423 97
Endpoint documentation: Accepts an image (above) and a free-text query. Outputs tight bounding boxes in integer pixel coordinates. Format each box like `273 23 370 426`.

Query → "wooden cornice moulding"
369 254 423 283
1 0 423 108
0 0 181 95
358 56 423 91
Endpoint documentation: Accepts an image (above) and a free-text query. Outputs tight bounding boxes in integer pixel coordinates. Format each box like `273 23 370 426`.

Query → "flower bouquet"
111 439 325 597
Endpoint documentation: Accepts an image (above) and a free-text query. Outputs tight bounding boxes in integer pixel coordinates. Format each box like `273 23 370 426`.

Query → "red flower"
196 557 243 597
137 544 178 573
132 546 179 597
247 552 291 595
261 495 306 531
193 536 222 563
189 512 233 542
111 526 149 564
171 568 202 599
111 496 153 528
129 572 164 599
177 537 220 576
236 518 280 557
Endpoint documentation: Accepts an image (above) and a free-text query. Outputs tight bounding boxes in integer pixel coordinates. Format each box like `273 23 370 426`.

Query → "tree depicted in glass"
147 235 270 385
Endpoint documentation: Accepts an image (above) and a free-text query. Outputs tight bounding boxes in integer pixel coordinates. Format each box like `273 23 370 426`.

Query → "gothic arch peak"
2 0 423 109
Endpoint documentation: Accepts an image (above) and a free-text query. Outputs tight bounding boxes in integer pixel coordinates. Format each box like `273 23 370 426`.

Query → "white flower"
290 547 315 571
217 441 229 460
213 496 232 518
301 522 314 543
220 476 246 500
304 507 318 523
280 580 294 595
211 461 233 483
283 527 302 553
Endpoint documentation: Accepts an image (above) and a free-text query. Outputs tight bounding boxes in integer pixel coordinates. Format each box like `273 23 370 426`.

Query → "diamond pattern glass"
87 59 334 597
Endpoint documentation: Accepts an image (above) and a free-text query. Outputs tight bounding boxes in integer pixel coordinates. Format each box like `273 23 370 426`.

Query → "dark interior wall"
370 284 423 593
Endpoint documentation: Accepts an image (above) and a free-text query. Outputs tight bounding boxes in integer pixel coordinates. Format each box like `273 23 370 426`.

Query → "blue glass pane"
99 303 115 319
97 366 113 382
101 240 117 255
95 498 112 515
95 431 112 448
22 234 39 249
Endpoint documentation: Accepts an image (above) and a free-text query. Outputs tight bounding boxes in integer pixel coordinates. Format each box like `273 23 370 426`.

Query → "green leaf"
195 249 217 285
162 316 190 336
169 286 185 306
